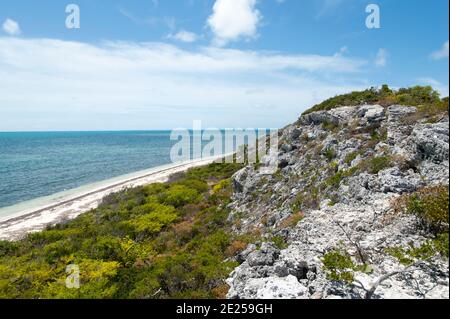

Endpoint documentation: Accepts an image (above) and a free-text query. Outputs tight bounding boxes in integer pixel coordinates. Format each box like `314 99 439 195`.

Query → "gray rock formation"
226 104 449 299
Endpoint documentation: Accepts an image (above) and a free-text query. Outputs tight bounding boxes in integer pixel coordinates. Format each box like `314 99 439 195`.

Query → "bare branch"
151 288 162 297
365 257 435 299
335 221 367 264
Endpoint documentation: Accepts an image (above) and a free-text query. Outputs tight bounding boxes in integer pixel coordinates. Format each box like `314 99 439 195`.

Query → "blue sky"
0 0 448 131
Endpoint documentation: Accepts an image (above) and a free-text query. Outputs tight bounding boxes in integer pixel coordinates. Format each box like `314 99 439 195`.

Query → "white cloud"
430 41 449 60
375 48 388 67
316 0 345 18
0 37 367 131
334 46 348 57
207 0 261 46
118 8 176 30
167 30 198 43
2 18 21 36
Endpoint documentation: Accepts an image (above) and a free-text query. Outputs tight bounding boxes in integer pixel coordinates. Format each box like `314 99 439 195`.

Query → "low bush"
394 186 449 233
322 249 358 283
344 151 360 165
303 85 447 116
359 156 393 174
291 187 320 210
385 233 449 266
225 240 248 257
324 167 359 188
124 204 179 236
324 148 337 162
160 185 200 208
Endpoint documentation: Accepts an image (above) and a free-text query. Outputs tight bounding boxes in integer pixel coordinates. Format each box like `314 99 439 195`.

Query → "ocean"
0 131 177 210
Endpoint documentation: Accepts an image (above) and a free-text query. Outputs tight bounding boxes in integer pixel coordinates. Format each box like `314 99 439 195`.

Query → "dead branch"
335 221 367 264
364 256 435 299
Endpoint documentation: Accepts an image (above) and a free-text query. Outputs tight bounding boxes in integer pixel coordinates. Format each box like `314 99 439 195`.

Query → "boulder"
368 167 424 194
359 104 385 123
411 122 449 163
238 275 309 299
247 243 280 267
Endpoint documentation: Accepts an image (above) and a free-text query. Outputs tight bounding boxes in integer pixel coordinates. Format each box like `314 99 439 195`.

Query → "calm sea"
0 131 177 209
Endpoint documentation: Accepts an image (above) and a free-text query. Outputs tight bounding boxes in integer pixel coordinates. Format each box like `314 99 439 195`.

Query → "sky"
0 0 448 131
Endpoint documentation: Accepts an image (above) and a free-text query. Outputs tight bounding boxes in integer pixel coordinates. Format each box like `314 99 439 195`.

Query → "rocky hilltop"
226 104 449 299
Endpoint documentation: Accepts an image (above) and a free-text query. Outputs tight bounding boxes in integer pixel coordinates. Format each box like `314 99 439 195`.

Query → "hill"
0 86 448 299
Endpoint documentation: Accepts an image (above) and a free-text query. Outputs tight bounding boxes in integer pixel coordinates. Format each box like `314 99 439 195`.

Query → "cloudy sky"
0 0 448 131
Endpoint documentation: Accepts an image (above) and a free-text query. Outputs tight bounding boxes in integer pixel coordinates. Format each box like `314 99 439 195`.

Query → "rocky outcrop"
226 104 449 299
228 275 309 299
228 195 449 299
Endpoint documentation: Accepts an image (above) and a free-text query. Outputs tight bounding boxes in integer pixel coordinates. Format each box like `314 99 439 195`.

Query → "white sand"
0 156 224 241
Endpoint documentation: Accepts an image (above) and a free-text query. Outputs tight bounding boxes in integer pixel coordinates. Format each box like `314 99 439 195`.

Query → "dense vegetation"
0 163 246 299
303 85 449 116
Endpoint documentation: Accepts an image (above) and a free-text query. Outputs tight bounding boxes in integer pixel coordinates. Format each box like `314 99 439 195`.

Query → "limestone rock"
226 104 449 299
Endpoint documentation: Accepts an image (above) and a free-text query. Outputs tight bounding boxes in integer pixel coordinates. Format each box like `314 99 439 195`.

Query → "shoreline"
0 156 224 241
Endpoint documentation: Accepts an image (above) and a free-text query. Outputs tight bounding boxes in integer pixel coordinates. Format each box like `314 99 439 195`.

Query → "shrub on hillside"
394 186 449 233
124 204 179 235
302 85 448 117
359 156 393 174
322 249 358 283
159 185 200 208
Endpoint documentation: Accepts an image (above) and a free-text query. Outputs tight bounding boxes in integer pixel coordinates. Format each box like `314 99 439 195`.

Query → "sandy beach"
0 156 223 241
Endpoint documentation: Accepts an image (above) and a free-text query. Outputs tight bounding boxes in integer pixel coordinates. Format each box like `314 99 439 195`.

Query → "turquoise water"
0 131 176 209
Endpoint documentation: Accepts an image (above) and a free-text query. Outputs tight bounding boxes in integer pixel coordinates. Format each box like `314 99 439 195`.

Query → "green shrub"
385 234 449 266
177 179 209 193
302 85 447 117
303 87 381 115
405 186 449 233
186 163 243 181
322 249 357 283
0 241 18 257
124 204 179 235
292 187 320 210
388 186 449 264
325 171 345 188
270 236 288 250
213 179 231 194
324 148 337 162
359 156 393 174
433 233 449 258
344 151 359 165
43 240 75 263
160 185 200 208
384 246 414 266
322 120 339 131
369 156 392 174
325 167 359 188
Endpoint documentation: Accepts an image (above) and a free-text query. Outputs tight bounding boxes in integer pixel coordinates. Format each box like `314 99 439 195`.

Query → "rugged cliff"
226 104 449 299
